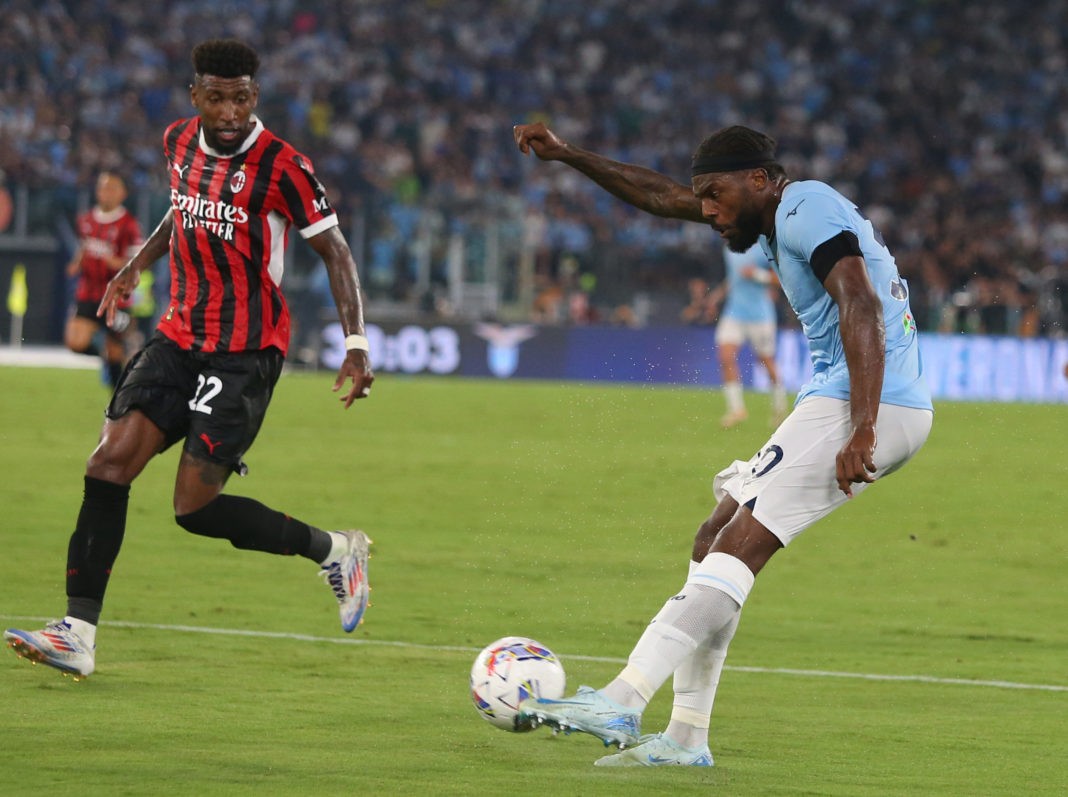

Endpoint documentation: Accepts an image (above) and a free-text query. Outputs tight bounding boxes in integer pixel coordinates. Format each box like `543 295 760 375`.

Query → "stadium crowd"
1 0 1065 335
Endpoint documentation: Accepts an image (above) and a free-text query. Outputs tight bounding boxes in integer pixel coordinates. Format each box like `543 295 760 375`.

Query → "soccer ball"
470 636 566 732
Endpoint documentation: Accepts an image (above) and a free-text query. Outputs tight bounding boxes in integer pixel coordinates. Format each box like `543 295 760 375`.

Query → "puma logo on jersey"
173 162 189 178
785 199 806 219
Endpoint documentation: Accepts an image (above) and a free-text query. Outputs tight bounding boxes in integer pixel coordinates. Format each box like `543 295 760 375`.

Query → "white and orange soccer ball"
469 636 566 732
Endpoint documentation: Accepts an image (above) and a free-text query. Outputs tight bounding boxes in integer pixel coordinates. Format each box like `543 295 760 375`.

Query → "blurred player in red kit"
65 171 143 387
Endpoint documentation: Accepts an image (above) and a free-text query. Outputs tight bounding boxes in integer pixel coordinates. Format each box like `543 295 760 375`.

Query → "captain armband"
810 231 863 284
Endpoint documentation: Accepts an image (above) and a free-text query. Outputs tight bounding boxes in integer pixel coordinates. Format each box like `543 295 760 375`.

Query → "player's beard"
204 125 251 156
724 209 765 253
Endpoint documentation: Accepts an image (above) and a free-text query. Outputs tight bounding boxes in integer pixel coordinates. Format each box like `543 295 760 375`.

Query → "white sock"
724 381 745 413
610 622 699 708
319 532 348 566
65 616 97 648
772 383 788 414
609 553 755 715
602 561 699 708
666 610 740 749
669 560 727 748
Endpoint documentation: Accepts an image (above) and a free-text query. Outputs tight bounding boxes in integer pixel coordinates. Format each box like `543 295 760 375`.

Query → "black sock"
306 527 334 563
175 495 327 561
106 360 123 388
67 596 103 626
66 476 130 623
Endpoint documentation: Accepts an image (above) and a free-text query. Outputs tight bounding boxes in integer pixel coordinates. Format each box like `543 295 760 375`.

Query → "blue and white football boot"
594 733 713 767
519 685 641 748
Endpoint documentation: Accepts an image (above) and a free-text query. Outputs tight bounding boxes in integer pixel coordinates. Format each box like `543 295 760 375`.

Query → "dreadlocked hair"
694 126 786 180
192 39 260 79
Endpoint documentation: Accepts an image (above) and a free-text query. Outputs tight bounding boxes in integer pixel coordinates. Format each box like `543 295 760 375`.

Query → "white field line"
4 615 1067 693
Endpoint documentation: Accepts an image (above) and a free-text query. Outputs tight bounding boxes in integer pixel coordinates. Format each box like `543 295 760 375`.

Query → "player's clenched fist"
513 122 570 161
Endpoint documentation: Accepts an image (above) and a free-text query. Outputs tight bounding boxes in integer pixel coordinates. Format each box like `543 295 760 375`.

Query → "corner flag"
7 263 27 317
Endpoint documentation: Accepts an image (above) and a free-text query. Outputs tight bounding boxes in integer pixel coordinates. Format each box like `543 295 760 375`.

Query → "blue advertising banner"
320 322 1068 404
911 333 1067 403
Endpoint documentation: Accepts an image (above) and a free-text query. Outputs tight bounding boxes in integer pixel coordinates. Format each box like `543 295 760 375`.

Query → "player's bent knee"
175 498 230 541
176 495 268 552
86 419 163 485
86 449 137 485
692 497 739 560
692 517 720 560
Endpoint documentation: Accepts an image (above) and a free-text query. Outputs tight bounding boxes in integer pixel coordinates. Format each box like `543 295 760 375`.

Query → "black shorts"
74 300 131 335
74 300 102 321
107 333 285 472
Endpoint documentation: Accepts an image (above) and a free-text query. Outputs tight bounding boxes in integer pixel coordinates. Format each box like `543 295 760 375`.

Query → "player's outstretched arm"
307 225 374 409
824 255 885 497
513 122 705 223
97 209 173 327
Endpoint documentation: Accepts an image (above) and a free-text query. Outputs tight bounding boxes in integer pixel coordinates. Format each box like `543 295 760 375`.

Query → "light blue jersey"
758 180 933 411
722 244 777 323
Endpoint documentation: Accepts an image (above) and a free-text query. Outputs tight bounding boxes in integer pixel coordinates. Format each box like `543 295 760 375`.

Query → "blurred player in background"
65 171 143 388
5 39 375 680
707 242 788 428
679 276 717 326
514 121 933 767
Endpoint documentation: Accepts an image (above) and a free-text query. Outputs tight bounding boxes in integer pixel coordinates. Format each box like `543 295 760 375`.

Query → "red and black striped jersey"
158 116 338 354
73 207 143 305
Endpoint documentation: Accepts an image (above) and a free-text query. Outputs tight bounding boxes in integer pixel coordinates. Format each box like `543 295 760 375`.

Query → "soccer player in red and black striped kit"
6 39 375 679
65 171 143 388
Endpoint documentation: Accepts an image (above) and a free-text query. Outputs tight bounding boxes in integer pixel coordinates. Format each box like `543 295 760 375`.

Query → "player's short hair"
97 170 127 187
191 39 260 80
692 126 786 179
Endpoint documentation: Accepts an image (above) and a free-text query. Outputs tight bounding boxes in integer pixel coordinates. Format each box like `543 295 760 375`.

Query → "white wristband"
344 334 369 352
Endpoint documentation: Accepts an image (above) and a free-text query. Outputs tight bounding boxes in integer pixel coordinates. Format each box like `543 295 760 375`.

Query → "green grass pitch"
1 365 1065 795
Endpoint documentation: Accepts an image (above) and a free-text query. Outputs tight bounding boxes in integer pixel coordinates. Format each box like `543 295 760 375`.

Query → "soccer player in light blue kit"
709 242 788 427
514 122 933 767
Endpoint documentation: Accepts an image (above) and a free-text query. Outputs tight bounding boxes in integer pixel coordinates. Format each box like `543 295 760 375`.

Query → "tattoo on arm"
565 148 705 222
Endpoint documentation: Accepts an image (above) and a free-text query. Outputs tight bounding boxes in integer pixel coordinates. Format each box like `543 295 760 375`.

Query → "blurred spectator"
680 277 717 326
1 0 1064 336
531 274 564 324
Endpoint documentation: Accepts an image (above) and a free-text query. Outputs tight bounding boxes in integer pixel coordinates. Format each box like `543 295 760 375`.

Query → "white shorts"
712 396 933 546
715 317 777 358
